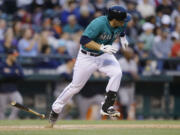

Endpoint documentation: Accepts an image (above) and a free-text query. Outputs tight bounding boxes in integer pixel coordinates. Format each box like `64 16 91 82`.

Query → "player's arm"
119 23 129 50
80 36 101 50
80 36 117 54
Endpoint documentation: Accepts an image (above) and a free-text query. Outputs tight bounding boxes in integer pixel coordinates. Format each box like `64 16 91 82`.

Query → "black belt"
81 49 102 57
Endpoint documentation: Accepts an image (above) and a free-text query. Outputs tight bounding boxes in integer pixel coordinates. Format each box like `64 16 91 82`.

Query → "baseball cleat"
100 106 120 117
46 110 59 128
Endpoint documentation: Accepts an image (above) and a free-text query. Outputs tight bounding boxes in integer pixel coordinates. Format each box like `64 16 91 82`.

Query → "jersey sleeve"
82 19 103 39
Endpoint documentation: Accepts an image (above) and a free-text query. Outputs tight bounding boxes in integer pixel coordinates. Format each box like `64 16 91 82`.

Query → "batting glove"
120 36 129 50
100 44 118 54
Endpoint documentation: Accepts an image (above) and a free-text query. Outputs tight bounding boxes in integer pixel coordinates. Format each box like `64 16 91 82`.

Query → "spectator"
93 0 106 13
127 1 141 19
60 0 79 25
126 18 139 45
139 22 155 53
152 29 172 58
63 15 83 34
156 0 173 15
79 0 95 14
171 2 180 26
13 21 22 41
134 39 149 58
52 18 62 38
18 28 40 56
161 14 172 32
118 47 139 120
171 32 180 57
3 28 18 52
0 19 6 41
107 0 126 9
56 39 68 55
0 48 23 120
78 6 92 28
137 0 155 18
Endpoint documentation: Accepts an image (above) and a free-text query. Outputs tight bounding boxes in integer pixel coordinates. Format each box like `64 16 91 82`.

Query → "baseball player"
47 6 131 127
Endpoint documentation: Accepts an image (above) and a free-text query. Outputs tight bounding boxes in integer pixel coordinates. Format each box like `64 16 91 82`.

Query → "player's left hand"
120 36 129 50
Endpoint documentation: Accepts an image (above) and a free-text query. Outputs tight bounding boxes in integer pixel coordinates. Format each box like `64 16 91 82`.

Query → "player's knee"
112 69 122 79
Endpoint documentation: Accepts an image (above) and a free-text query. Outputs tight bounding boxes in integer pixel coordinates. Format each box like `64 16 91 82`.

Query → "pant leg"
8 91 23 120
98 54 122 92
52 52 97 113
0 93 8 120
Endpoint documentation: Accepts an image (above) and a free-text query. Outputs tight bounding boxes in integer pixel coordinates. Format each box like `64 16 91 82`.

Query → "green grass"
0 120 180 135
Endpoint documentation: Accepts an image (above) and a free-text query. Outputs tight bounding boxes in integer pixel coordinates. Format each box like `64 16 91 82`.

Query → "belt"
81 49 102 57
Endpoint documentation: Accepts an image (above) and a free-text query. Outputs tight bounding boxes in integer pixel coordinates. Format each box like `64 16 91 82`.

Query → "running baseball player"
47 5 131 127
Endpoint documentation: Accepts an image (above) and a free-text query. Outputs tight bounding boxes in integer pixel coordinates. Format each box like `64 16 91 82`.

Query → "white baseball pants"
52 50 122 113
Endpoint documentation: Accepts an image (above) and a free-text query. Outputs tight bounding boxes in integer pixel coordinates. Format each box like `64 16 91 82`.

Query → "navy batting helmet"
108 6 131 22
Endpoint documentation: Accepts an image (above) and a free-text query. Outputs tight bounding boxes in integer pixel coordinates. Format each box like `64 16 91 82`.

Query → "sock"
102 91 117 112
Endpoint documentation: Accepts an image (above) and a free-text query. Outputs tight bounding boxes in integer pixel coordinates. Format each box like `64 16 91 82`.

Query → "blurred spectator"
32 7 43 26
13 21 22 40
56 39 68 55
40 44 51 55
17 0 33 9
156 0 173 15
139 22 155 53
79 0 95 15
60 0 79 25
0 19 6 41
171 32 180 57
152 29 172 58
77 6 92 28
93 9 103 18
154 26 162 43
63 15 83 34
18 28 40 56
42 18 52 30
134 39 149 58
118 47 139 120
52 18 62 38
126 1 141 20
3 28 18 53
56 58 75 78
0 48 23 120
38 44 60 68
171 2 180 26
137 0 155 18
161 14 172 31
126 18 139 45
75 92 104 120
107 0 126 9
93 0 106 13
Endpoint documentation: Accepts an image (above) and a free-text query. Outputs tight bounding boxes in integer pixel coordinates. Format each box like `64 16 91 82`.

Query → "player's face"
114 20 124 27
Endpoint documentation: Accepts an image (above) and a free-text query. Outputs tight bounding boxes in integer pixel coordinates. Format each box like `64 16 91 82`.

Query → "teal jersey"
82 16 127 54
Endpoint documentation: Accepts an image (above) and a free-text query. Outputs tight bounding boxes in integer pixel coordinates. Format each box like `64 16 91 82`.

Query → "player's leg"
48 52 97 125
8 91 23 120
0 94 8 120
98 54 122 117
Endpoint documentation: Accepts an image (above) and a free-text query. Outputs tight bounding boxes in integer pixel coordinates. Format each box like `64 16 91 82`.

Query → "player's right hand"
100 44 118 54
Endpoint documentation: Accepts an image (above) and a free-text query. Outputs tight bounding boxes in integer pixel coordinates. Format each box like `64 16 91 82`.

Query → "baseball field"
0 120 180 135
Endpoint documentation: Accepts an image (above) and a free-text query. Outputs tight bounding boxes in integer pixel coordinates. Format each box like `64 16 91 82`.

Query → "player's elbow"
80 36 92 46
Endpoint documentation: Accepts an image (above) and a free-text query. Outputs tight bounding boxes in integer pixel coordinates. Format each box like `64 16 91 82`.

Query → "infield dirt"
0 124 180 131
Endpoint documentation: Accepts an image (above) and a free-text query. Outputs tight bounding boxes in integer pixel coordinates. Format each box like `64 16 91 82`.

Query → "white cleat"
100 106 120 117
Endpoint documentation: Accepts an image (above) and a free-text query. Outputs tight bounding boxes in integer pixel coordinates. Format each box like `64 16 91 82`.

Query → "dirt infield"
0 124 180 131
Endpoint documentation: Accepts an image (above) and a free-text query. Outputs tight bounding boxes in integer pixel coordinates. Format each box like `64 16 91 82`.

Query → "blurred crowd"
0 0 180 120
0 0 179 72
